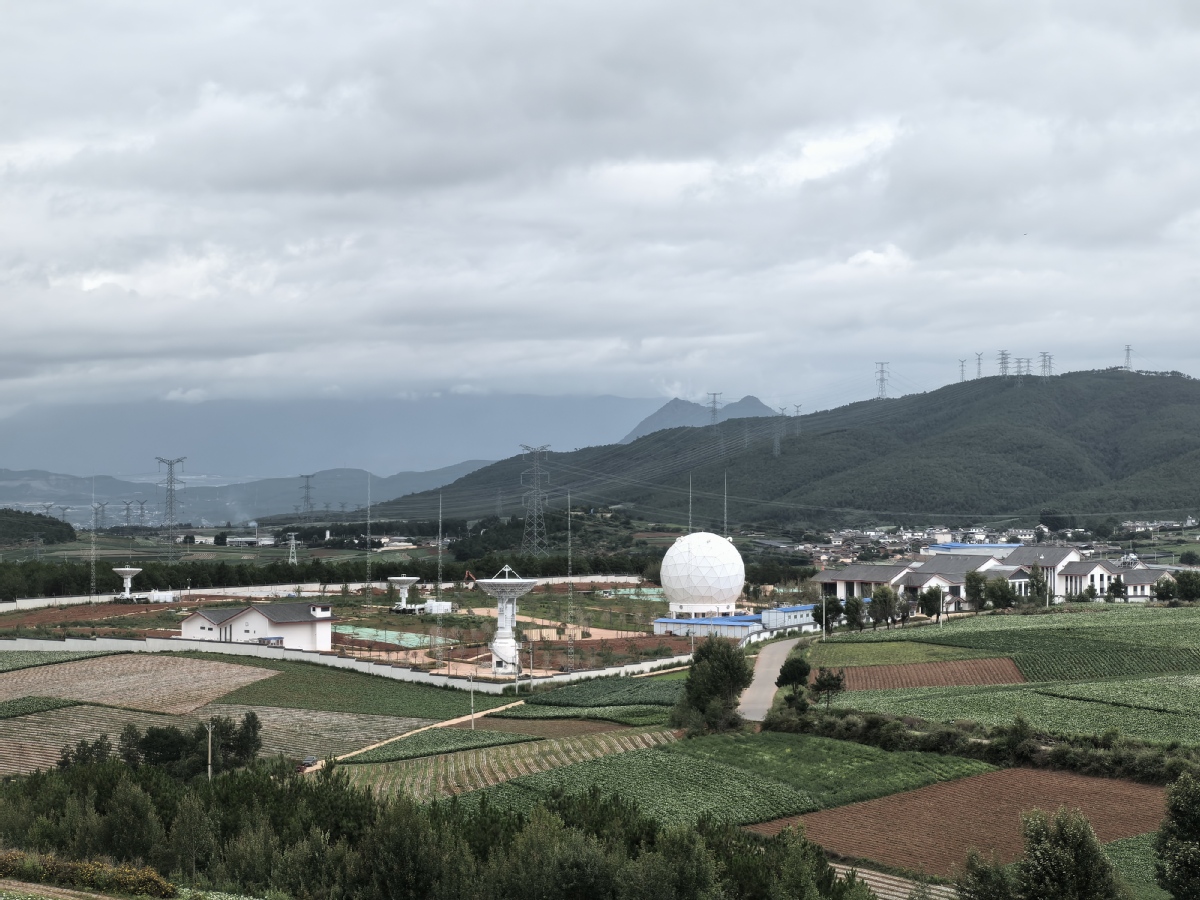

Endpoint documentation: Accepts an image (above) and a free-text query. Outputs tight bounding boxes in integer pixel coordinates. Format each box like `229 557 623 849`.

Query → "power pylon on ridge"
40 503 54 516
998 351 1010 378
707 393 722 426
300 474 315 521
875 362 890 400
959 359 967 383
793 404 802 436
1124 345 1133 371
57 506 70 522
97 501 109 530
520 445 551 557
975 352 984 379
156 457 186 560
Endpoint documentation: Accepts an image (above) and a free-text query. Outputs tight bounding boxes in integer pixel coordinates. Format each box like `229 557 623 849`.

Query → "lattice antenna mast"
875 362 889 399
156 457 186 560
300 475 315 521
287 533 299 565
520 445 551 557
707 392 722 426
723 471 728 537
975 352 984 379
1124 345 1133 371
567 489 574 673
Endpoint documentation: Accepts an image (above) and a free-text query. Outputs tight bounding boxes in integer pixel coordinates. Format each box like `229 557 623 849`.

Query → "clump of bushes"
0 850 176 897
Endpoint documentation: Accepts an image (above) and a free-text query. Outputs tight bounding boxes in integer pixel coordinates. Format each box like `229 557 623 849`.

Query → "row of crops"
0 650 115 674
0 696 77 719
493 703 670 727
344 728 536 764
525 677 682 709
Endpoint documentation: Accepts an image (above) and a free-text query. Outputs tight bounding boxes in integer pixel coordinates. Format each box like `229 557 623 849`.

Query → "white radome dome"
660 532 745 608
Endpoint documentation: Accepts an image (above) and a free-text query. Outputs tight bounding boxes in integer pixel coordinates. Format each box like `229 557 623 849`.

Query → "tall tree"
965 570 987 612
671 636 753 734
810 668 845 710
917 586 944 623
843 596 867 632
1027 564 1048 606
812 596 843 635
870 585 897 630
1156 772 1200 899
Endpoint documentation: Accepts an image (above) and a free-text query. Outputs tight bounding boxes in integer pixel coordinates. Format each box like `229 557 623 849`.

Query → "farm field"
197 703 433 760
821 657 1025 691
751 768 1165 878
808 640 1000 668
177 653 511 719
465 747 812 826
491 703 669 726
0 697 77 719
835 679 1200 744
0 704 187 775
0 650 115 673
828 606 1200 682
525 677 681 708
662 733 994 810
446 716 628 737
1104 833 1169 900
0 654 276 714
346 728 677 801
343 728 536 764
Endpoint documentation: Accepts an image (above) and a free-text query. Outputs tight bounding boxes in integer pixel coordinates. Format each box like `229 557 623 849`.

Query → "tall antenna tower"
156 457 186 559
1124 345 1133 371
975 352 984 379
566 489 574 673
287 533 299 565
959 359 967 382
520 445 550 557
435 492 445 672
300 475 315 521
875 362 889 399
707 393 722 426
998 351 1010 378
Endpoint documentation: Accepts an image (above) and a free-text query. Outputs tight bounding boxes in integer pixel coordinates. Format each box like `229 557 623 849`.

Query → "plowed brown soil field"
821 657 1024 691
0 654 275 714
748 769 1165 878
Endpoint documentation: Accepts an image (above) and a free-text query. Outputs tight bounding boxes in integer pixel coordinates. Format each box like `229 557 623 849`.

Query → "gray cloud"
3 0 1200 426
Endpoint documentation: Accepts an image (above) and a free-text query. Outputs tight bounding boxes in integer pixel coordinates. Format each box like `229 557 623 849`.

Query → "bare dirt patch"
817 657 1025 691
748 768 1165 878
0 655 276 714
446 717 630 738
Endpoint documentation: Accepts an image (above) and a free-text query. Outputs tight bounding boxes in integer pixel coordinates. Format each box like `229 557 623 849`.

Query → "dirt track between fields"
747 768 1165 878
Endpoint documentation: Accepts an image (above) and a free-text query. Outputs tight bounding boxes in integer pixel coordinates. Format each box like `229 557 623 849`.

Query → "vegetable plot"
0 650 115 673
344 728 536 764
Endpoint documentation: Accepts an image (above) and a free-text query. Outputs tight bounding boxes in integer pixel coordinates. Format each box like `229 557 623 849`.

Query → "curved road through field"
739 637 801 722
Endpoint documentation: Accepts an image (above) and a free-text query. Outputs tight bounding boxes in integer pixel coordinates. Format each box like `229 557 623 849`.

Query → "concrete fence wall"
0 635 691 695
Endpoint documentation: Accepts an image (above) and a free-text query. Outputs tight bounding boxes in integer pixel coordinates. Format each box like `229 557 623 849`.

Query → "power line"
520 445 550 557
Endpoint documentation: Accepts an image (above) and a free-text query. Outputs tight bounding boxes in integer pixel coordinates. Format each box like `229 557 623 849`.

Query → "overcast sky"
4 1 1200 423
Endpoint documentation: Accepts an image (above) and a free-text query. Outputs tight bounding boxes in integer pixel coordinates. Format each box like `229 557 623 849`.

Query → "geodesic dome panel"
660 532 745 608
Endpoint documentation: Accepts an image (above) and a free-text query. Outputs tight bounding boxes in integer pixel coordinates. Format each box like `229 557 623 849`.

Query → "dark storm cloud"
3 0 1200 419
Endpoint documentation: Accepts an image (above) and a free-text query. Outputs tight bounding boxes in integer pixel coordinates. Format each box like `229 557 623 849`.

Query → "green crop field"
662 732 994 810
827 607 1200 681
0 696 78 719
527 677 681 708
492 703 669 726
344 728 536 764
1105 833 1168 900
807 641 999 668
835 679 1200 745
464 748 813 826
172 653 510 720
0 650 116 673
1036 673 1200 715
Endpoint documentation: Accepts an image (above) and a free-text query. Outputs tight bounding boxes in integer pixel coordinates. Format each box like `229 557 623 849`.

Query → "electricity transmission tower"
773 407 786 456
1039 351 1051 377
57 506 70 521
707 393 722 425
40 503 54 516
1124 345 1133 371
156 457 186 559
975 352 984 379
97 502 109 530
520 445 550 557
300 475 315 521
566 489 574 673
875 362 889 399
122 500 134 529
959 359 967 382
287 533 299 565
998 351 1010 377
136 500 147 525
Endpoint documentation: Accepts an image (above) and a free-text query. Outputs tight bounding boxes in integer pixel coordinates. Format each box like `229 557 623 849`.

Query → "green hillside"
0 509 75 546
375 369 1200 527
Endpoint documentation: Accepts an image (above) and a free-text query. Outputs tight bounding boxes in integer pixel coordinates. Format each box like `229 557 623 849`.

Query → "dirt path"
739 638 799 721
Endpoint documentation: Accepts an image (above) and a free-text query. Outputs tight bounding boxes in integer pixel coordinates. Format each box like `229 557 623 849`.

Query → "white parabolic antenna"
476 565 538 674
661 532 744 617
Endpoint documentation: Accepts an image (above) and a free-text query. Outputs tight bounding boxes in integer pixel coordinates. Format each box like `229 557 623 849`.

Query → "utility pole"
875 362 889 399
520 445 550 557
156 457 186 560
205 720 213 782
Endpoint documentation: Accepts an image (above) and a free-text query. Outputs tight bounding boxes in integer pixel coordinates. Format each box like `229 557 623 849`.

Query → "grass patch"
0 650 116 673
171 653 509 720
661 732 995 810
492 703 669 727
344 728 537 763
461 748 812 826
0 696 79 719
1105 833 1168 900
807 641 1001 668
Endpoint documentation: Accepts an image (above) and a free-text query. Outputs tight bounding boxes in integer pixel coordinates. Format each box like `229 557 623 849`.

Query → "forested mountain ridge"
375 370 1200 528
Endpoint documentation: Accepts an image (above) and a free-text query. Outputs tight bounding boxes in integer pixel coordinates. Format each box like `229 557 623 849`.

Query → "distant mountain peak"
620 395 776 443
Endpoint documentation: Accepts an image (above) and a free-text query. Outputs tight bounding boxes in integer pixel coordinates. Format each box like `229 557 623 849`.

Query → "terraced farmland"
343 728 536 764
526 678 681 708
0 650 115 673
0 654 276 714
446 717 628 737
829 657 1025 691
0 704 186 775
345 728 677 801
491 703 669 726
198 703 433 760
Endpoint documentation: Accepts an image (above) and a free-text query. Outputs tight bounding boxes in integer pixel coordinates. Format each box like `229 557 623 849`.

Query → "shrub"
0 850 176 897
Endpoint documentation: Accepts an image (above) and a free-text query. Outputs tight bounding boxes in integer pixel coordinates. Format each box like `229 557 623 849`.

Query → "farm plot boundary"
748 769 1165 879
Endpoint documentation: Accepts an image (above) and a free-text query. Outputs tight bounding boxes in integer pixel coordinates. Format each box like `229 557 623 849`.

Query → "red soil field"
813 657 1025 691
748 769 1165 878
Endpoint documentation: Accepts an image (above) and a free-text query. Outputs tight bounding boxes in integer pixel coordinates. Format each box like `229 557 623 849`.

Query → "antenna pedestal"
476 566 537 675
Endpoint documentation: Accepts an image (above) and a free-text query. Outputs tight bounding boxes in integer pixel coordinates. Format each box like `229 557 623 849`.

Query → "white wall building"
181 602 334 651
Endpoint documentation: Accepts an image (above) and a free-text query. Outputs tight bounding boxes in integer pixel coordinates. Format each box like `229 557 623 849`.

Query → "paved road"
739 637 801 721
